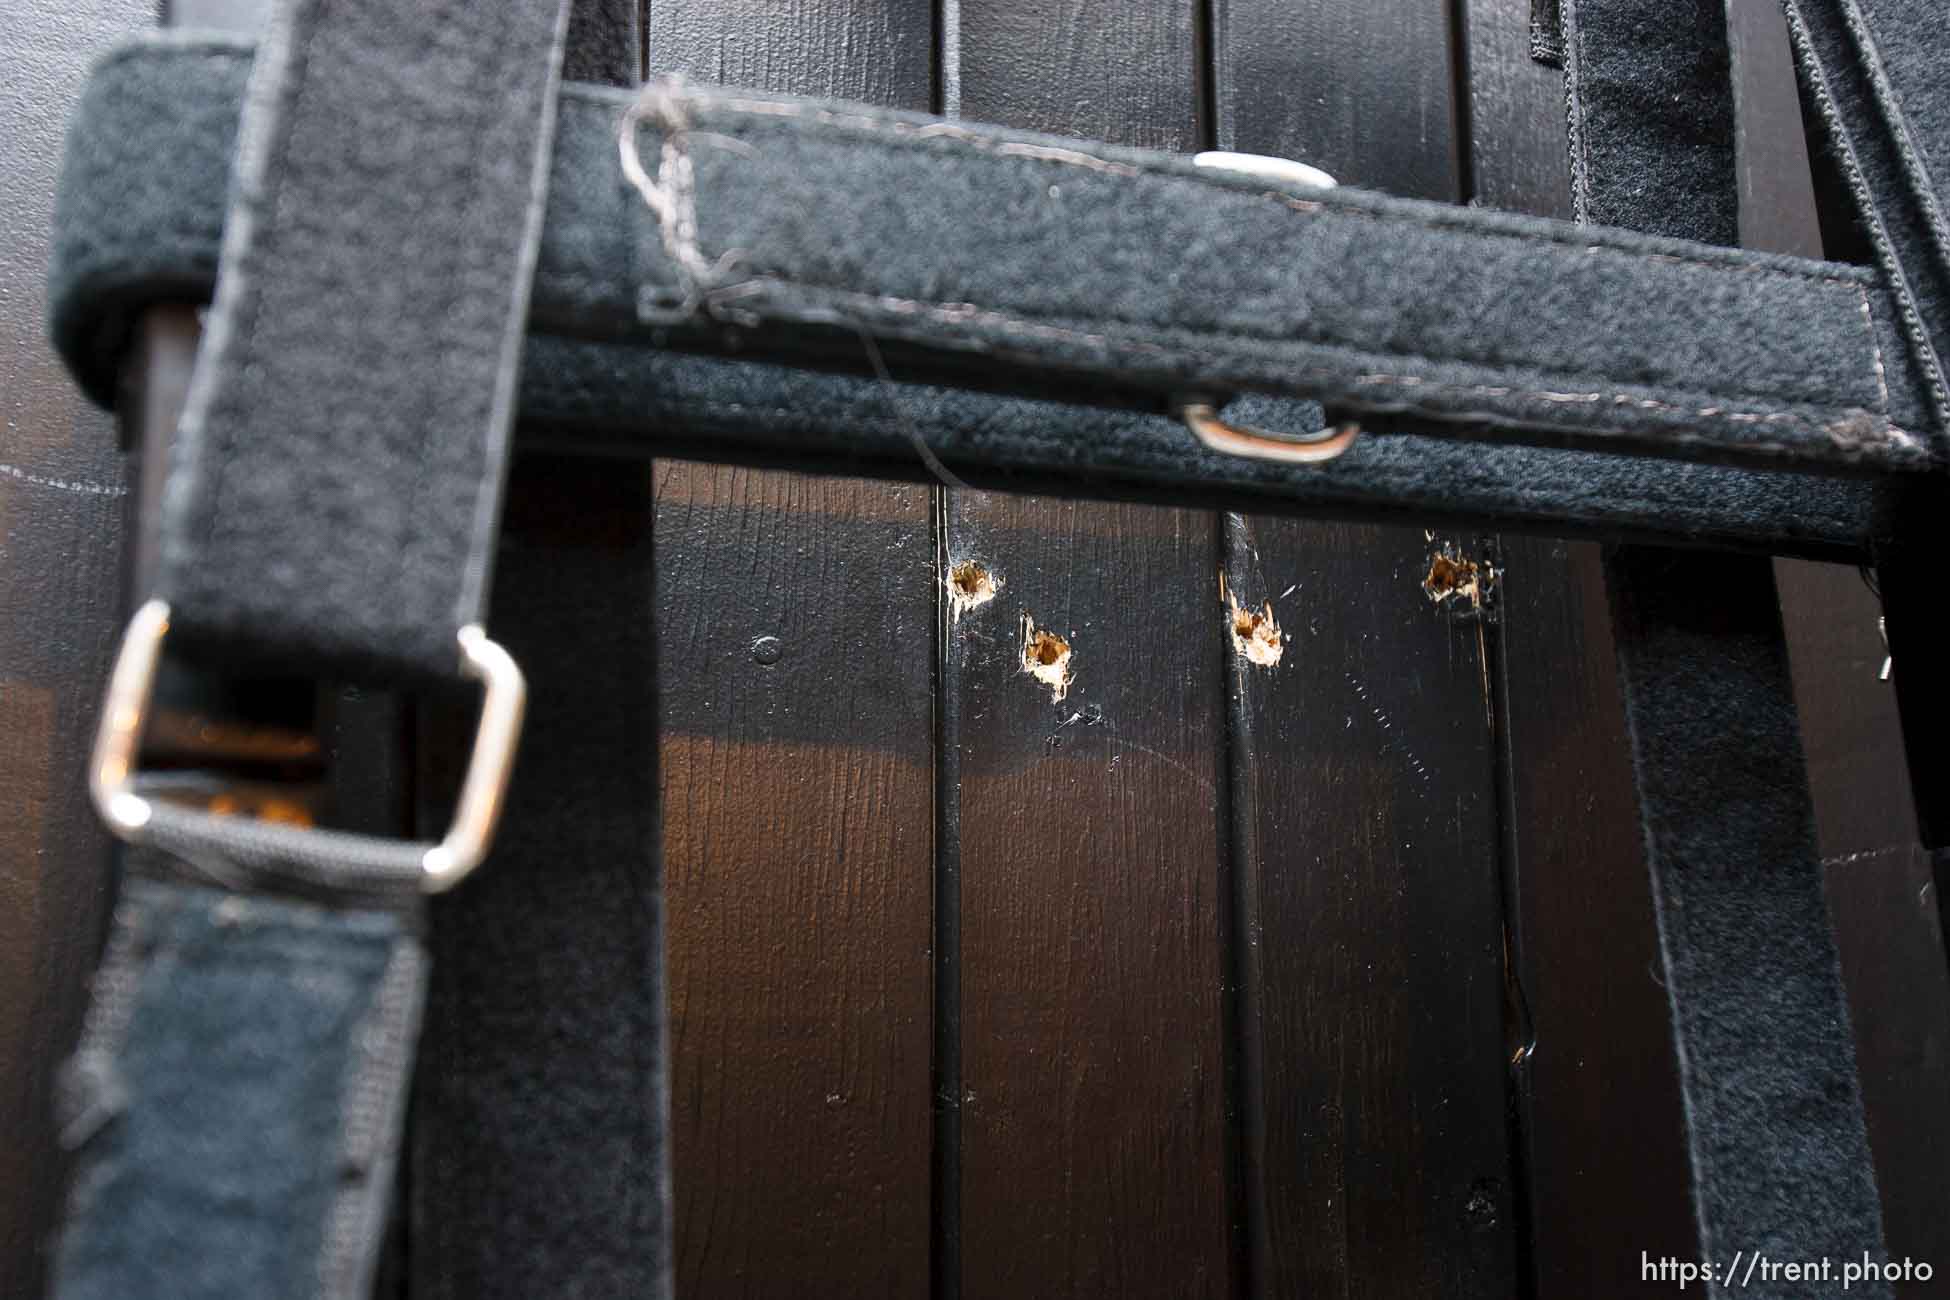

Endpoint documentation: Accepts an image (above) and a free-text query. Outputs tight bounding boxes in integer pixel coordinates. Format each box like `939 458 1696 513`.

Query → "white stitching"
764 280 1915 450
1860 285 1891 416
0 463 128 497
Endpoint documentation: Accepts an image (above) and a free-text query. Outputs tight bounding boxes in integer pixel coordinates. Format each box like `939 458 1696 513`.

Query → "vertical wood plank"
1213 0 1522 1294
1459 0 1700 1293
644 5 938 1297
1777 560 1950 1294
946 5 1231 1298
0 2 150 1294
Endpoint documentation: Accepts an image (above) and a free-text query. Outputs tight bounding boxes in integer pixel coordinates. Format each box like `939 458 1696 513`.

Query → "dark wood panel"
1495 538 1699 1297
644 5 939 1298
1215 1 1521 1295
946 499 1230 1300
1212 0 1462 193
947 7 1230 1298
0 2 152 1294
1778 560 1950 1294
1460 1 1700 1294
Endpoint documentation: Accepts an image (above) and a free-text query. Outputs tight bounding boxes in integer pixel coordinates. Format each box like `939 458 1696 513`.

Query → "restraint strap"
47 39 1896 559
54 0 571 1295
52 40 1940 481
150 2 569 682
1608 550 1891 1291
52 856 425 1300
1783 0 1950 432
1573 0 1893 1287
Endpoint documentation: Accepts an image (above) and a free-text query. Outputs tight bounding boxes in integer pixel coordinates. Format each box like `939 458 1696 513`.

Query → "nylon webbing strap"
54 0 571 1295
1569 1 1893 1292
1782 0 1950 433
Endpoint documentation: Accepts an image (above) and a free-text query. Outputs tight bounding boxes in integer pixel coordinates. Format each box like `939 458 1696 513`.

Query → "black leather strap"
152 1 570 681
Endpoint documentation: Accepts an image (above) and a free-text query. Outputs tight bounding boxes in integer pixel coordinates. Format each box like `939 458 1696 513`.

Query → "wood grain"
0 2 151 1294
1214 1 1521 1294
1460 0 1700 1293
946 7 1230 1296
644 4 938 1297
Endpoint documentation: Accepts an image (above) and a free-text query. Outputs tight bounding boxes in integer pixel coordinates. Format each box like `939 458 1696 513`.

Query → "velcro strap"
151 1 568 682
53 39 1942 486
1784 0 1950 432
52 862 425 1300
51 40 1908 562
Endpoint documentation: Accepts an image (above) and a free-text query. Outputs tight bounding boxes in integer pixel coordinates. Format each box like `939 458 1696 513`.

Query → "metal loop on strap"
1178 401 1362 464
90 600 526 892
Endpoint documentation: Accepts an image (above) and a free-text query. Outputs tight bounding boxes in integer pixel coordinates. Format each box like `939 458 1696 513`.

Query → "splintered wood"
1219 571 1284 667
1019 613 1074 701
947 559 998 621
1423 539 1495 612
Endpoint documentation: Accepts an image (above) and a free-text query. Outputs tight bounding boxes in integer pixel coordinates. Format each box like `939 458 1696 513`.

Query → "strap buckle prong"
89 599 526 892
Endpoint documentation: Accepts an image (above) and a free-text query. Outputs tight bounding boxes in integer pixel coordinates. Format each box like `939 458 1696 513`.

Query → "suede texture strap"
52 38 1942 488
1572 1 1893 1289
1783 0 1950 433
148 1 569 681
1607 550 1892 1296
48 36 1927 563
52 863 425 1300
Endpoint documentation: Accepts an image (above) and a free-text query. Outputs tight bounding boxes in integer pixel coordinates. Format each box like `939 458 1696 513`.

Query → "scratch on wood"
0 463 127 498
1345 671 1431 786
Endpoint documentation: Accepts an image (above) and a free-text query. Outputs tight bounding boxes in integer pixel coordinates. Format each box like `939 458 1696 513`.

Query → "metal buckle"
89 599 526 892
1178 401 1362 464
1181 151 1361 465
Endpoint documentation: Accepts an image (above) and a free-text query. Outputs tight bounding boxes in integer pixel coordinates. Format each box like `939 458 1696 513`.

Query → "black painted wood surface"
2 1 1946 1298
1461 1 1701 1293
1214 2 1522 1295
644 4 939 1298
944 7 1231 1299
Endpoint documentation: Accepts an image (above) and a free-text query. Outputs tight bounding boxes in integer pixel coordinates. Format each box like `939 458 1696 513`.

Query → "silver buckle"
1180 151 1361 465
89 599 526 892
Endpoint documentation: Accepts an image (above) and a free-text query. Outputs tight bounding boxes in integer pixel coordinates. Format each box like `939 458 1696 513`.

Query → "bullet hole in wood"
1423 541 1497 614
947 559 998 621
1218 571 1284 667
1020 613 1074 701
